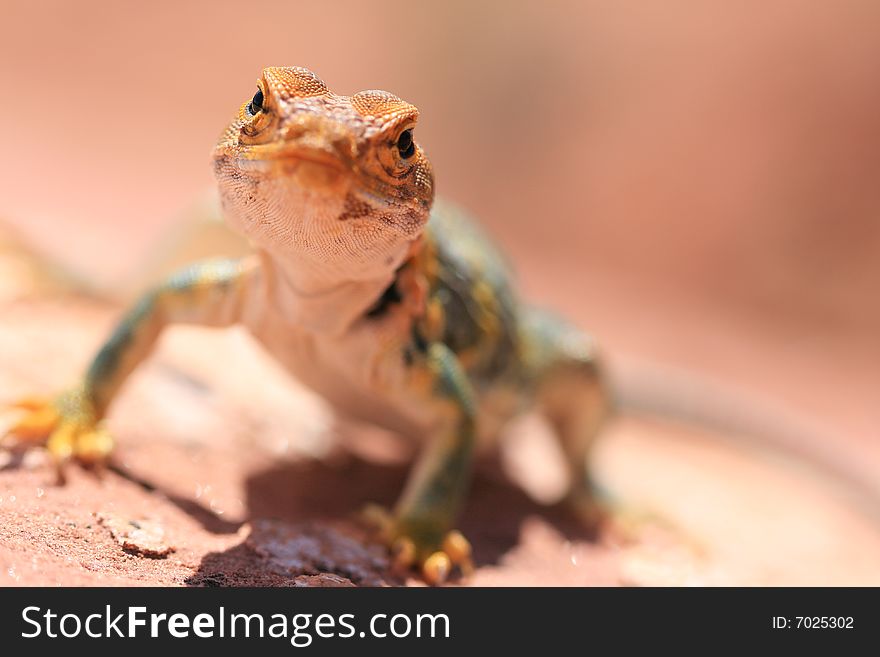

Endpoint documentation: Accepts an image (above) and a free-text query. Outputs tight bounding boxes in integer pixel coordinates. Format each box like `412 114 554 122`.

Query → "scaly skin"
3 67 610 584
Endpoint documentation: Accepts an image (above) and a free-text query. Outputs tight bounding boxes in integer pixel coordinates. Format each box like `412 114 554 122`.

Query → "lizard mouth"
237 144 352 195
222 144 428 233
251 143 348 170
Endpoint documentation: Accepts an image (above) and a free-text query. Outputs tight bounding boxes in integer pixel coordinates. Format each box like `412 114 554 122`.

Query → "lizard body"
4 67 609 583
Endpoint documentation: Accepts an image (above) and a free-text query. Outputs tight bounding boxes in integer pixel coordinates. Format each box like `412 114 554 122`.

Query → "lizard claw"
360 504 473 584
2 391 113 470
567 484 661 545
440 529 474 576
391 536 417 570
418 531 474 585
422 551 451 585
4 396 60 442
360 502 395 534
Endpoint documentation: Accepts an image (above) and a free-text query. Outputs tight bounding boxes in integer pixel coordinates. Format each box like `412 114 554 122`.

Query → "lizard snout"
280 116 359 166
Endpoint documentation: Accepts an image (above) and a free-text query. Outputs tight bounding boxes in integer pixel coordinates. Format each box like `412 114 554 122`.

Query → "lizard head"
213 66 435 287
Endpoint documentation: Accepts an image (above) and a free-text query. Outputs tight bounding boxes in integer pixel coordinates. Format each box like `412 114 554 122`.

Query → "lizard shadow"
186 448 599 586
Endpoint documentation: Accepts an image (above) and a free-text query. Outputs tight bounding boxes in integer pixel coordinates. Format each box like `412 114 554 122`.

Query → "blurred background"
0 1 878 581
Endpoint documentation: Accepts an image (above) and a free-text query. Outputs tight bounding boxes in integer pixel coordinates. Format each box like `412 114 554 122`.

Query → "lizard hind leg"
521 309 613 528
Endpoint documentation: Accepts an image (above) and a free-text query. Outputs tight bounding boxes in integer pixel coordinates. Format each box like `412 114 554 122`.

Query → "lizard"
2 66 610 584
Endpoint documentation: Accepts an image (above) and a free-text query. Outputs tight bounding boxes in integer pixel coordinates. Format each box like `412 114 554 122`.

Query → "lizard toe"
418 530 474 585
361 507 474 584
567 484 664 545
3 396 60 445
2 393 113 469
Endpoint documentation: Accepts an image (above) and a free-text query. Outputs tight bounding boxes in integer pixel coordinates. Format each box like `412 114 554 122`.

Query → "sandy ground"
1 245 878 587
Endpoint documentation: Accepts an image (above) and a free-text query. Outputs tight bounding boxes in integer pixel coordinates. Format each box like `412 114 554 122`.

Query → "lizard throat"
258 249 408 336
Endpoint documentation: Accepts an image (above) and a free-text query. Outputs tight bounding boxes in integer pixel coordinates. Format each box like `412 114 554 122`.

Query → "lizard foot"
2 390 113 471
567 484 661 544
360 503 474 585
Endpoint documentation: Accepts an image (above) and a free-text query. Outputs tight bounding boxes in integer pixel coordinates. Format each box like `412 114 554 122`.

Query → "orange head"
213 67 434 285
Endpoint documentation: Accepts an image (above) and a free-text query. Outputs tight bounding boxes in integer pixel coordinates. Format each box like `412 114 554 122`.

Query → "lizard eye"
247 88 264 116
396 129 415 159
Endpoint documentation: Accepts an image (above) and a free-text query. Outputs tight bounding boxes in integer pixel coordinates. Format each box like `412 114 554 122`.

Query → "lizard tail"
0 218 90 302
611 357 880 518
0 192 250 304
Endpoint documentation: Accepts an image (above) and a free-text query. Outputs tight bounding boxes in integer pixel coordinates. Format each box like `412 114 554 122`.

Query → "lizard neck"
258 244 409 336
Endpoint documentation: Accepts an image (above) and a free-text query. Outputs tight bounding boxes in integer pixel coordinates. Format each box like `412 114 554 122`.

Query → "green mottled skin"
379 204 609 550
84 260 244 417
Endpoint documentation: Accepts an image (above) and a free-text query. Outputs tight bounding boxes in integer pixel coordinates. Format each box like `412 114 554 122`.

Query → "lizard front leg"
3 258 254 470
369 341 477 584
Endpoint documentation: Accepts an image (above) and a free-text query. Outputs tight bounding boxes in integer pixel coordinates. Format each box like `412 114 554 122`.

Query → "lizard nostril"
282 122 308 142
334 135 358 161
